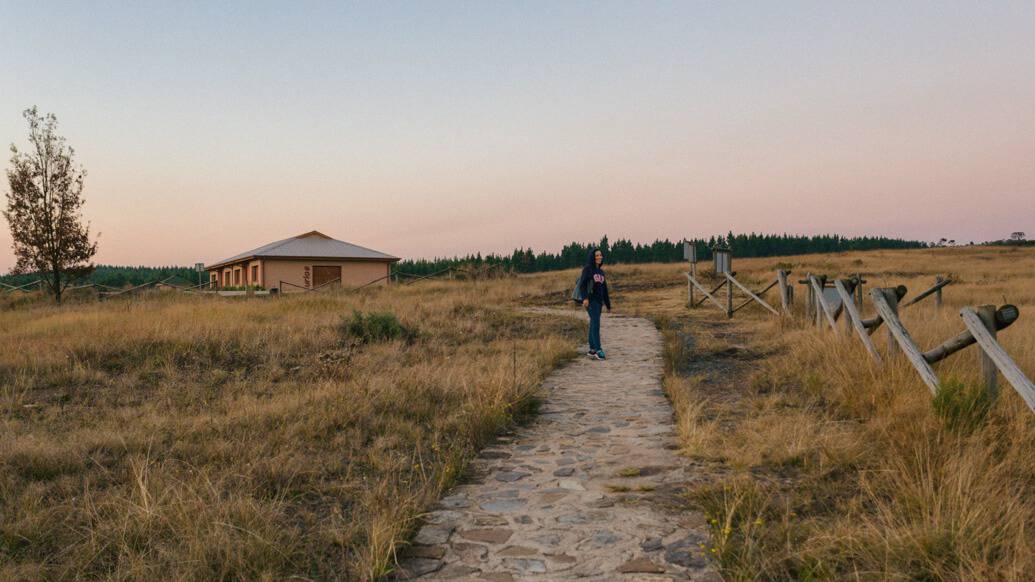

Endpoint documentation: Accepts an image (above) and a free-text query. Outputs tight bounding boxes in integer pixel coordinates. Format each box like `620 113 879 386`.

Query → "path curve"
398 312 717 581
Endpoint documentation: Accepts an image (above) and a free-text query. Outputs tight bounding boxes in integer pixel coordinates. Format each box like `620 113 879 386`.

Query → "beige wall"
248 260 263 286
260 259 392 292
209 259 392 291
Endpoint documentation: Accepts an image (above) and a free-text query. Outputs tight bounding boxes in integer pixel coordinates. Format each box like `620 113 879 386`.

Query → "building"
204 231 400 291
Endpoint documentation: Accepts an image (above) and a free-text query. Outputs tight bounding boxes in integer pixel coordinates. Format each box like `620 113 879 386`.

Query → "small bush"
338 311 417 344
933 377 994 433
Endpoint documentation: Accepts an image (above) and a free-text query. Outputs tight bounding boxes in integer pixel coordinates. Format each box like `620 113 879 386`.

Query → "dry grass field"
3 245 1033 581
0 278 582 580
607 246 1035 580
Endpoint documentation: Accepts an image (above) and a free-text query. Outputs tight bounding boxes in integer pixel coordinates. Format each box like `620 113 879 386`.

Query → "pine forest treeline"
0 232 928 286
395 232 927 276
0 265 199 289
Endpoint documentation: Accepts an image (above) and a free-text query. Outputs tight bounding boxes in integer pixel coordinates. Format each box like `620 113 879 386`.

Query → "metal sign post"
684 241 698 307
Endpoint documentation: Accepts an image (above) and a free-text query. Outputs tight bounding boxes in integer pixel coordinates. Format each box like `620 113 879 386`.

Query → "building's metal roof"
206 231 400 269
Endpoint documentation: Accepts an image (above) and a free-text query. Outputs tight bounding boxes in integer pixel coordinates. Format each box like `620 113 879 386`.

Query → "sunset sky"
1 1 1033 271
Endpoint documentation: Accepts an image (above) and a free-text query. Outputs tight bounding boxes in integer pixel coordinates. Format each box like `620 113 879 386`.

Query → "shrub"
338 311 417 344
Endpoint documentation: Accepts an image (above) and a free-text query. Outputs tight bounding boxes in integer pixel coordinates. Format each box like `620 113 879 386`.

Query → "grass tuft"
338 310 418 344
932 377 995 433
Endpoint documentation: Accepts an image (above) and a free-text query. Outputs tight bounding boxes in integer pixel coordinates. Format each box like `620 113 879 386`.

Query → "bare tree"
4 107 98 303
1010 231 1026 243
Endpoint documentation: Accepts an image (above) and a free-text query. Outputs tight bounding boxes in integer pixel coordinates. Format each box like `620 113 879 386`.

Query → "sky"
1 1 1033 270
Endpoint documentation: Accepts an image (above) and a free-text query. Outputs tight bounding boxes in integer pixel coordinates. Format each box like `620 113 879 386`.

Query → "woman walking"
579 247 611 359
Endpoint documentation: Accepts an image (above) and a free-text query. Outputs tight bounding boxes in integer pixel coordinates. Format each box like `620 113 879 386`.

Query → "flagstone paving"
397 312 718 581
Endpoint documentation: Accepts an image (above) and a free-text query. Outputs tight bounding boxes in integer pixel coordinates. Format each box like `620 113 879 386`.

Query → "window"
234 269 241 285
251 265 259 285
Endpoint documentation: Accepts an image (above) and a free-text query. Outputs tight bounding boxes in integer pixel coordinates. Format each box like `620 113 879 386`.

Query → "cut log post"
881 288 900 358
728 274 779 316
687 273 727 313
871 288 940 395
777 270 792 314
835 280 881 362
976 305 998 398
855 273 864 308
935 276 944 309
861 285 908 335
922 304 1018 364
960 306 1035 413
810 276 838 331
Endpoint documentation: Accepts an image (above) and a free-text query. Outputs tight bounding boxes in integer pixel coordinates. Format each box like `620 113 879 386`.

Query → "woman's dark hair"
585 247 603 268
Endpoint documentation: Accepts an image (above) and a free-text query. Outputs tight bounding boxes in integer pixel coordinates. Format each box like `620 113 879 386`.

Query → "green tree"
4 107 98 303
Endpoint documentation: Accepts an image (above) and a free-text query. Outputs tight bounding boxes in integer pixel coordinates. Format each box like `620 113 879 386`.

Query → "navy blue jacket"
579 249 611 310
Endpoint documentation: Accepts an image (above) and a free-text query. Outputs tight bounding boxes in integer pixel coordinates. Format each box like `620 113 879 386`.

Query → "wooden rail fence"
686 270 782 318
686 267 1034 415
0 279 44 293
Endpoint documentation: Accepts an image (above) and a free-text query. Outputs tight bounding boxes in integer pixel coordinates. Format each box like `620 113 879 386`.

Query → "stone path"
397 312 717 581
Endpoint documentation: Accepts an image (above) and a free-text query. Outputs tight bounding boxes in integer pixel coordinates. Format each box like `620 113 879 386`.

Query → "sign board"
713 249 732 274
195 262 205 272
683 241 697 263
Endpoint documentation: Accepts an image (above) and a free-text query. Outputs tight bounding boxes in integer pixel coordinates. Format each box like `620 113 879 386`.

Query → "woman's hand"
582 299 589 308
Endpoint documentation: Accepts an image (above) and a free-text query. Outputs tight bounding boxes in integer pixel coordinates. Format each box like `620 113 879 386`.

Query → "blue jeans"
587 300 602 351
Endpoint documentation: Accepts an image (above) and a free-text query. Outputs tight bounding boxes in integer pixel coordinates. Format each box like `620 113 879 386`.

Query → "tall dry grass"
0 278 580 580
614 246 1035 580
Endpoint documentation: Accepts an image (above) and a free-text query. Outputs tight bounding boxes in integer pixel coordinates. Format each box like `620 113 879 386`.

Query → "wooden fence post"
871 288 940 395
810 276 838 331
855 273 864 308
777 270 791 315
726 275 733 318
935 276 944 309
922 305 1018 365
881 288 901 358
688 262 696 308
976 305 998 398
815 276 828 328
835 280 882 362
805 273 814 321
842 292 853 335
960 307 1035 412
903 277 951 308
